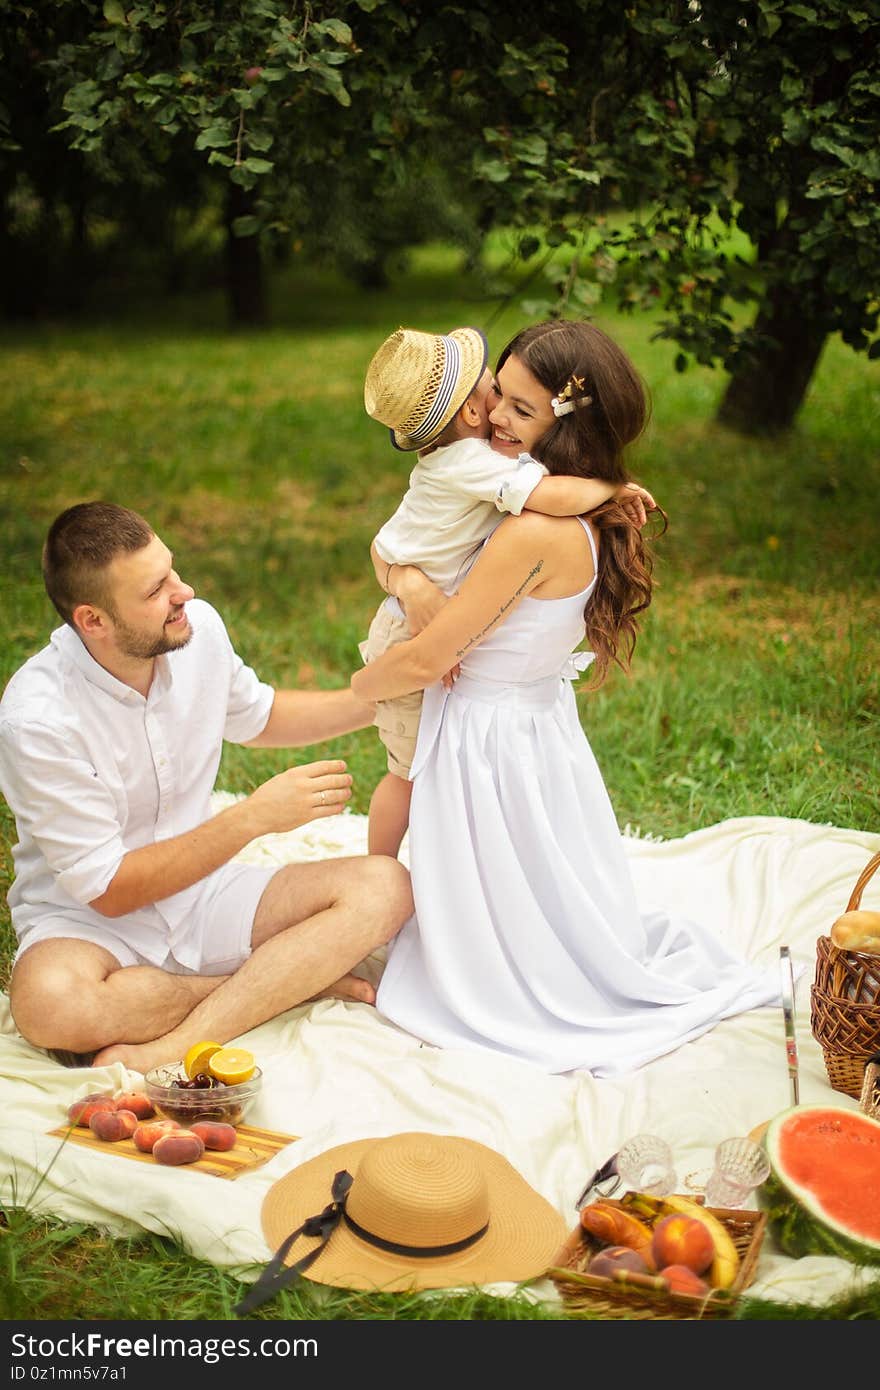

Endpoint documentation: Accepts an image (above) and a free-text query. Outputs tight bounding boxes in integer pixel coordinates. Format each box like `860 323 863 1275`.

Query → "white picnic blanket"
2 805 878 1311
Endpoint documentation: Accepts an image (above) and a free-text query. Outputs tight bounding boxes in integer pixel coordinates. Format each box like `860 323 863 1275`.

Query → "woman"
351 320 780 1076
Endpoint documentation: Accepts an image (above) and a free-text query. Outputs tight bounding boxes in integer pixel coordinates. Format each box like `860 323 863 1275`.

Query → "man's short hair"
42 501 154 627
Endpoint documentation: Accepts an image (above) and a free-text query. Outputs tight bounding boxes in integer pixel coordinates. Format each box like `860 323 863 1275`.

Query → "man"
0 501 413 1073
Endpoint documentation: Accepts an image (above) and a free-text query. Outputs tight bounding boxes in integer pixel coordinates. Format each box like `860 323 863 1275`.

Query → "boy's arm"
493 447 656 526
524 476 657 522
524 475 617 516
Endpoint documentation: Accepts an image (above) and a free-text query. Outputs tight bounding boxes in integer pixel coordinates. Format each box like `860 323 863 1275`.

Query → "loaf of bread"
830 909 880 954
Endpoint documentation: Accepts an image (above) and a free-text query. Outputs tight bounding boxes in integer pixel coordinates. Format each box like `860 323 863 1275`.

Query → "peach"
660 1263 711 1297
587 1245 650 1279
67 1094 116 1128
190 1121 237 1152
651 1213 714 1276
132 1118 182 1153
114 1091 155 1120
153 1131 205 1166
89 1108 139 1142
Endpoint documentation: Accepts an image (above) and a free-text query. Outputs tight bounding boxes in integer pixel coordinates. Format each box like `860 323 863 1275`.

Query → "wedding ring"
320 790 326 804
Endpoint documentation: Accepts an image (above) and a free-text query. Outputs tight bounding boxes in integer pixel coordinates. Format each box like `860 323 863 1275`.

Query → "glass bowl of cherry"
144 1063 262 1127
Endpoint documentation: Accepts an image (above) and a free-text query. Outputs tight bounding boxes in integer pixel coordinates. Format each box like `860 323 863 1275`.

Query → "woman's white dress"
375 519 781 1077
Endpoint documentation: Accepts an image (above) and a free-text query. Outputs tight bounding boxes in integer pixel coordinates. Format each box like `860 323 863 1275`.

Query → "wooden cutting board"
48 1120 298 1179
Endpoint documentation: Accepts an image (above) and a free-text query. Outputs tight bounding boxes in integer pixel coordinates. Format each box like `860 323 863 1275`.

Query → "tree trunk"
224 185 266 326
346 254 389 290
716 282 827 436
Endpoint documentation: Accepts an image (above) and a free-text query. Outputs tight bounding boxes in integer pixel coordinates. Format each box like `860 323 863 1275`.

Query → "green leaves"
62 80 102 114
511 134 548 167
8 0 880 426
39 0 362 182
474 158 510 184
312 18 353 45
195 126 233 151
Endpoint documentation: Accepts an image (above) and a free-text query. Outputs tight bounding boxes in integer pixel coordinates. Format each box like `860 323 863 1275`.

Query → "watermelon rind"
758 1105 880 1267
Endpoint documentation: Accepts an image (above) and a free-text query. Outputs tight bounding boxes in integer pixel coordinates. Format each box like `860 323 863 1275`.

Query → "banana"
622 1191 740 1290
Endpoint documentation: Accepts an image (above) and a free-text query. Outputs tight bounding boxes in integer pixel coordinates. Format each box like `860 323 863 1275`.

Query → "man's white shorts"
14 862 277 975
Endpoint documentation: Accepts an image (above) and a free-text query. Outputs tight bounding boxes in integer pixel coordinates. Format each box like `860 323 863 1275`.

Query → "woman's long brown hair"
496 320 667 684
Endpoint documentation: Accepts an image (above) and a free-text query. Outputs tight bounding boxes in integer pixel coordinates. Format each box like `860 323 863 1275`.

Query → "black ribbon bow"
235 1168 353 1316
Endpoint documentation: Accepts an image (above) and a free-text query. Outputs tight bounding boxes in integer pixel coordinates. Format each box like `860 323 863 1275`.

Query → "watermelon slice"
759 1105 880 1265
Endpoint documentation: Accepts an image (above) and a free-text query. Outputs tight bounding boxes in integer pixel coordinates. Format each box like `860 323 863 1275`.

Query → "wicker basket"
548 1193 767 1321
810 850 880 1098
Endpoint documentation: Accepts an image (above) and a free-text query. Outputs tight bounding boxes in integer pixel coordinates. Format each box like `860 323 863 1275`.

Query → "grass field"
0 242 878 1321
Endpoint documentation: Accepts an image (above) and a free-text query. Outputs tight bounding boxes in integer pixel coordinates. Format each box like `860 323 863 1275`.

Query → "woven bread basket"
811 850 880 1098
548 1195 767 1321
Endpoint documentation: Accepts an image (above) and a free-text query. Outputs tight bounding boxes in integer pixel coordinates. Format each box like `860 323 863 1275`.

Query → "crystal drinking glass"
614 1133 677 1195
703 1136 770 1208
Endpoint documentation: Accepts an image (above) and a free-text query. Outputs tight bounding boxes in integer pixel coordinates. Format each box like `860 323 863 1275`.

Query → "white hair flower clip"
551 375 592 417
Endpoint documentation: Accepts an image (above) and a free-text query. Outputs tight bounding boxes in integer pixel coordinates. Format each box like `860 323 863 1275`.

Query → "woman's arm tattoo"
455 561 544 659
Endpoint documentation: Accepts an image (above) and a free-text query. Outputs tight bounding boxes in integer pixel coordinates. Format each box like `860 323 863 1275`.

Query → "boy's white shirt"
373 437 547 596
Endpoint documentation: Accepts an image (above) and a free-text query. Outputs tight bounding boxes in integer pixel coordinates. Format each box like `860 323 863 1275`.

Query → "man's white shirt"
0 599 274 968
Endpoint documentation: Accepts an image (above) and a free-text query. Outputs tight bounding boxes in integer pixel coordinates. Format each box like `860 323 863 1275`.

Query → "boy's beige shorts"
358 603 424 779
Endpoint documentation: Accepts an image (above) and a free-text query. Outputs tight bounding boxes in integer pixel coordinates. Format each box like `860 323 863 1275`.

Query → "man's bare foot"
91 1040 179 1074
90 976 376 1075
307 973 376 1006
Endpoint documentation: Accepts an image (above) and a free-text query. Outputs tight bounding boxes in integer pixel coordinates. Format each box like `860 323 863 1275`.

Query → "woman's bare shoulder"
487 510 585 553
479 512 593 595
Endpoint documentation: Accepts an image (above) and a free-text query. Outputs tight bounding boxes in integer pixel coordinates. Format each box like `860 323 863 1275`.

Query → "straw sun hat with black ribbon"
236 1131 566 1311
364 326 489 452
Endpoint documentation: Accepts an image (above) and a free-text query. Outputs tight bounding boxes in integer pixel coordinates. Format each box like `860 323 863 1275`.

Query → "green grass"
1 242 879 1321
0 1204 562 1322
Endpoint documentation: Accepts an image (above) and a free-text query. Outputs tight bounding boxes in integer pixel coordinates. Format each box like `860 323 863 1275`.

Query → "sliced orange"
183 1039 222 1080
207 1046 256 1085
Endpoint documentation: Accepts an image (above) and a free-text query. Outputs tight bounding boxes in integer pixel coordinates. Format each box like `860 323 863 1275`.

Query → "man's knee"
9 944 115 1050
10 960 82 1048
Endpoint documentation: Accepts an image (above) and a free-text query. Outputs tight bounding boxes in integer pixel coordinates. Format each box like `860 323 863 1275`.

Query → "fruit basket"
547 1193 767 1321
811 851 880 1099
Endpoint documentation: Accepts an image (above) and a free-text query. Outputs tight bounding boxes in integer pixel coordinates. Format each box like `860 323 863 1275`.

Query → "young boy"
359 325 653 857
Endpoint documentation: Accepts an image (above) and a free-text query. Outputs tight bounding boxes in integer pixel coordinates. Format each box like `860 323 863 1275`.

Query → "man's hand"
90 760 354 918
248 759 353 832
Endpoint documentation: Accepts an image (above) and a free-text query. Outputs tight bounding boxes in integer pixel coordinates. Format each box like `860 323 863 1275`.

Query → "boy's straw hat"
364 326 489 451
256 1130 566 1293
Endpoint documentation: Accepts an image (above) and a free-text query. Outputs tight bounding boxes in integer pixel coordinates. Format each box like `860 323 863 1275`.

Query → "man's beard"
113 612 193 661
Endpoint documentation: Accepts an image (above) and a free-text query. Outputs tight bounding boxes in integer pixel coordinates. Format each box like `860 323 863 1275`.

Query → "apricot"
651 1213 714 1276
67 1094 116 1128
153 1131 205 1166
89 1108 139 1142
115 1090 155 1120
190 1120 237 1152
132 1118 182 1153
587 1245 650 1279
660 1263 711 1297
